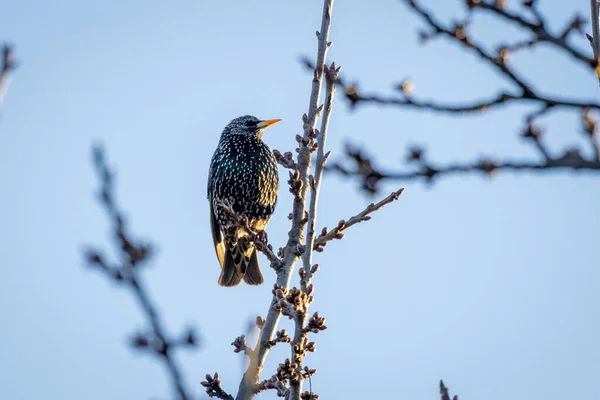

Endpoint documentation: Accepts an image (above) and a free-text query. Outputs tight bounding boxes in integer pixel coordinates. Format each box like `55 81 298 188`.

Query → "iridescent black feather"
207 115 279 287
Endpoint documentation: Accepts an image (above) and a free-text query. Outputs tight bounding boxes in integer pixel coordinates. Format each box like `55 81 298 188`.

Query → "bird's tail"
219 237 263 287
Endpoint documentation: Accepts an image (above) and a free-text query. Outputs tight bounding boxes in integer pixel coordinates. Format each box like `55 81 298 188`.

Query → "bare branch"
476 1 592 66
271 286 320 400
0 44 17 106
306 61 600 116
255 375 289 398
329 140 600 193
408 0 532 92
313 188 404 249
235 1 335 399
273 149 298 170
317 1 600 191
306 0 600 115
83 146 197 400
439 380 458 400
301 62 339 291
202 373 234 400
231 335 253 356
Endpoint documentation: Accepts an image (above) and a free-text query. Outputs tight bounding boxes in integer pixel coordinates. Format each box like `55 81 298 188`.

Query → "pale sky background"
0 1 598 399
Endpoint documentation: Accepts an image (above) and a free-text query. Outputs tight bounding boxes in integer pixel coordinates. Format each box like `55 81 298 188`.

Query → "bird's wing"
208 167 226 268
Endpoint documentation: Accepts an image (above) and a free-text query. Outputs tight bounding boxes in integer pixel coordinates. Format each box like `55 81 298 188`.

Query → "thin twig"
0 44 17 106
310 0 600 114
302 63 339 289
317 0 600 191
439 380 458 400
408 0 532 92
328 139 600 193
202 373 234 400
477 1 592 66
316 0 600 111
313 188 404 249
306 61 600 115
83 145 197 400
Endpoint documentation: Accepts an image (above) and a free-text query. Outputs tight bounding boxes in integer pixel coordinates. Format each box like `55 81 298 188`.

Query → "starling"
207 115 280 287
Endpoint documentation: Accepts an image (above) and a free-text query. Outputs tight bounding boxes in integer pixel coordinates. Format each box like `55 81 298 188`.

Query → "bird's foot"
257 230 268 244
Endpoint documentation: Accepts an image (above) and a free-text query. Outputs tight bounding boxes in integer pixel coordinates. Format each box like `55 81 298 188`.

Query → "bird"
207 115 280 287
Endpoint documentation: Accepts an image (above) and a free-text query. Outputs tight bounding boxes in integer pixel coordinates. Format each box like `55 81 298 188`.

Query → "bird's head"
223 115 281 139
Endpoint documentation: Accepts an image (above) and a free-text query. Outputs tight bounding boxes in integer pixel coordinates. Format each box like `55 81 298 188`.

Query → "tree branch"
301 62 338 294
310 0 600 114
318 0 600 191
477 1 592 67
83 146 197 400
328 126 600 193
202 373 234 400
275 61 340 400
0 44 17 106
408 0 532 92
439 380 458 400
313 188 404 248
304 61 599 117
235 1 335 399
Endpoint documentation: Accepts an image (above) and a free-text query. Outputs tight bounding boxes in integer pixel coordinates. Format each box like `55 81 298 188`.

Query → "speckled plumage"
207 115 280 287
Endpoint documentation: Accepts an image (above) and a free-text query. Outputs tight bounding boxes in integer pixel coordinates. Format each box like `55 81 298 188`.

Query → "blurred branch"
316 66 600 114
304 0 600 115
0 44 17 106
415 0 597 84
202 373 234 400
474 0 591 66
329 115 600 192
440 380 458 400
302 0 600 192
412 0 531 92
83 145 198 400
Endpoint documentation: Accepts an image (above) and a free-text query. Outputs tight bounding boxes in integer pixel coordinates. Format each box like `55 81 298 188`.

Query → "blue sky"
0 1 598 399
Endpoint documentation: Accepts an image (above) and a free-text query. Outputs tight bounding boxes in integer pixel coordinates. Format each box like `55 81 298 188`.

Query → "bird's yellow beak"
256 119 281 128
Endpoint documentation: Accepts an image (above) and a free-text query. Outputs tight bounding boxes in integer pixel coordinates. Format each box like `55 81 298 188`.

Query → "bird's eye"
245 120 256 127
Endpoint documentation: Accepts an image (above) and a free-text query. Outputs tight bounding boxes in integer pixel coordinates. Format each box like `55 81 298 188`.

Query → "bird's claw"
257 231 268 244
